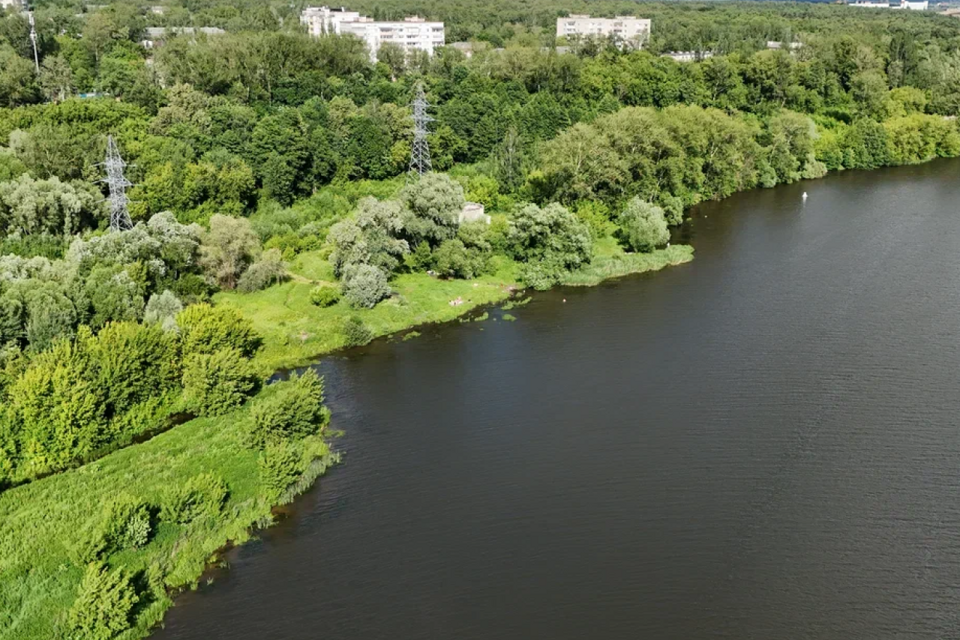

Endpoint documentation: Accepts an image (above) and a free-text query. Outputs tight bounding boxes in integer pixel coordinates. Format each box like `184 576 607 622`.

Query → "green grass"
562 243 694 286
217 253 523 371
0 391 334 640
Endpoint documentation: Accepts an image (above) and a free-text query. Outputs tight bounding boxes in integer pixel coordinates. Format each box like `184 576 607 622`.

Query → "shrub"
433 238 486 279
342 316 373 347
182 348 260 416
257 439 305 502
616 198 669 253
68 561 139 640
75 494 152 563
176 303 262 358
341 263 390 308
160 473 228 524
246 370 328 449
237 248 287 293
309 284 340 307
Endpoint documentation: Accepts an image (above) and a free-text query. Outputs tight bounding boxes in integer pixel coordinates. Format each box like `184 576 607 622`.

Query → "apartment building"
301 6 445 62
556 14 651 48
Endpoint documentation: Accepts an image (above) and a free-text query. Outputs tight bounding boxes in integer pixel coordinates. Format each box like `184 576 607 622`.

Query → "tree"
617 198 669 253
341 263 391 308
0 45 37 107
400 173 465 247
199 215 261 290
39 55 75 103
328 197 408 278
508 202 592 289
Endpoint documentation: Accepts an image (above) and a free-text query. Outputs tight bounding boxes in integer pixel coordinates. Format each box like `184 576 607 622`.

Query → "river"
155 159 960 639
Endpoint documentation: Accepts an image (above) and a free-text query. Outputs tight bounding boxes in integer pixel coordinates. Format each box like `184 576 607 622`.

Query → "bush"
237 248 287 293
309 284 340 307
68 561 139 640
160 473 228 524
246 370 328 449
75 494 152 563
616 198 669 253
257 439 305 502
433 238 486 279
341 263 390 308
182 347 260 417
176 303 262 358
342 316 373 347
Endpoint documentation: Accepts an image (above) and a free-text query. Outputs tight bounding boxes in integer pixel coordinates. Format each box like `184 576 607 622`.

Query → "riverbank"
0 378 335 640
0 234 692 640
218 242 695 372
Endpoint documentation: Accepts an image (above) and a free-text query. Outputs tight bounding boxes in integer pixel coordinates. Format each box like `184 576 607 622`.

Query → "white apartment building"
301 6 444 62
850 0 928 8
556 14 651 48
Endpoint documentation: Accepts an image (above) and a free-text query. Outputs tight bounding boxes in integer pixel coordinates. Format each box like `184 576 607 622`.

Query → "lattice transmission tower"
409 84 433 178
102 135 133 231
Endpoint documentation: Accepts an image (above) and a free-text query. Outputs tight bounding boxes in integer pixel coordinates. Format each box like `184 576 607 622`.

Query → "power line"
409 83 433 178
101 136 133 231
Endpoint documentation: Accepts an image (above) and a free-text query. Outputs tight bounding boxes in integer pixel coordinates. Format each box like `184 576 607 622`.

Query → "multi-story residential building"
556 14 651 48
301 6 445 62
300 6 362 36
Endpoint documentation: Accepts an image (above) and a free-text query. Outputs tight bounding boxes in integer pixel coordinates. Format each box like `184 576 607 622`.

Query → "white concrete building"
1 0 22 9
301 6 444 62
850 0 928 8
556 14 651 48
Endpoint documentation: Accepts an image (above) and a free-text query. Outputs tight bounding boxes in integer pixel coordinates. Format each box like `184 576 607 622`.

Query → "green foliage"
176 303 262 358
246 370 328 449
67 561 139 640
509 203 592 289
309 284 341 308
143 290 183 332
341 263 391 309
182 347 261 417
237 248 287 293
257 439 305 503
75 494 152 563
342 315 373 347
199 214 262 290
400 173 465 247
328 196 408 278
617 199 670 253
160 473 228 525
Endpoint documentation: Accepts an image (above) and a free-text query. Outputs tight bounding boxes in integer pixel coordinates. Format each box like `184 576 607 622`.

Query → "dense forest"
3 1 960 638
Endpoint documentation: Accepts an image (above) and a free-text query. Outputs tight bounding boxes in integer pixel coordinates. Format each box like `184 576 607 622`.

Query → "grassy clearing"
216 255 523 371
562 243 694 287
0 384 334 640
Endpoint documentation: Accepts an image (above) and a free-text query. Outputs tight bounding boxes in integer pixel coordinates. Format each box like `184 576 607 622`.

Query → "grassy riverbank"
218 243 694 372
0 380 334 640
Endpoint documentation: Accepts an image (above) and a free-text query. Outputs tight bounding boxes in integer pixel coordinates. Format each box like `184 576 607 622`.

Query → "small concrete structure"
459 202 490 225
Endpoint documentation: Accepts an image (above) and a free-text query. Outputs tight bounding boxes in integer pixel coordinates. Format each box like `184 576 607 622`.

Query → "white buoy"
802 192 808 200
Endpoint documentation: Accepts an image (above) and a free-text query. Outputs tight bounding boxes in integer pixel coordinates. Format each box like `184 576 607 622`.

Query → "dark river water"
156 160 960 639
